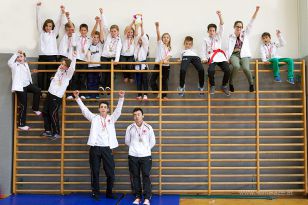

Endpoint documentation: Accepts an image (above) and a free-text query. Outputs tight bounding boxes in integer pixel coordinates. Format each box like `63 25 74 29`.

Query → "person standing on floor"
125 108 155 205
73 89 125 201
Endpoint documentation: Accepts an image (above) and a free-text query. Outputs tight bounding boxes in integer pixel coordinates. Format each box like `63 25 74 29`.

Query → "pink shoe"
143 95 148 100
33 110 42 116
136 96 142 100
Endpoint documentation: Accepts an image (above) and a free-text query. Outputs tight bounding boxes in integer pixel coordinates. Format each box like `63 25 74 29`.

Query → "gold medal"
139 138 143 143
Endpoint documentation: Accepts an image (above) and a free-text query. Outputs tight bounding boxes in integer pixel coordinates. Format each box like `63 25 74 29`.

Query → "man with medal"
73 89 125 201
125 108 155 205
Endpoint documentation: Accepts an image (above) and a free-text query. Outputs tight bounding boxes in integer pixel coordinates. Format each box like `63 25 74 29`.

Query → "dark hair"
110 24 119 31
133 107 144 115
79 24 88 31
207 24 217 31
262 32 271 38
62 58 72 67
234 21 243 28
98 101 109 108
43 19 55 31
184 36 193 43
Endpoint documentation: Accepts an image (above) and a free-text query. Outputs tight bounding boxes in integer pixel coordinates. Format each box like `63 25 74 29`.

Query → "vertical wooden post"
60 94 66 194
111 61 114 112
159 63 163 195
301 60 307 194
207 81 211 195
13 94 18 194
255 60 260 192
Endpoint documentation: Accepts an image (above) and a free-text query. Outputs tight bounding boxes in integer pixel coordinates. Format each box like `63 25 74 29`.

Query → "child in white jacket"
260 30 294 84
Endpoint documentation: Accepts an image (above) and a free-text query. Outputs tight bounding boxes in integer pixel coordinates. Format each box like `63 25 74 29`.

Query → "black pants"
208 61 230 86
43 93 62 135
136 63 148 97
87 66 100 98
120 55 134 79
180 56 205 88
16 84 41 127
129 155 152 200
100 57 115 89
38 55 57 91
70 60 87 92
89 146 115 196
150 65 170 98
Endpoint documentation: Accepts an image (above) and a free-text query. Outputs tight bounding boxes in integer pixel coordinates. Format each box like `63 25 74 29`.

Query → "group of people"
7 3 297 205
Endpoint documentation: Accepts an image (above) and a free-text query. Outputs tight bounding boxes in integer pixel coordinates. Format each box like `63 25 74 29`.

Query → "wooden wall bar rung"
13 60 306 195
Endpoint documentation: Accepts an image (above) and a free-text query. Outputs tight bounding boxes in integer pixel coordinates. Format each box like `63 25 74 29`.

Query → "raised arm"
91 17 100 37
246 6 260 35
8 52 19 68
216 10 224 38
65 12 74 30
124 21 135 36
36 2 43 32
74 90 96 121
53 5 65 36
251 6 260 20
276 29 286 47
99 8 109 35
67 52 77 78
111 91 125 122
155 22 161 41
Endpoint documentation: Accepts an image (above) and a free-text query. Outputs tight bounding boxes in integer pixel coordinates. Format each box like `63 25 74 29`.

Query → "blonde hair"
162 33 171 50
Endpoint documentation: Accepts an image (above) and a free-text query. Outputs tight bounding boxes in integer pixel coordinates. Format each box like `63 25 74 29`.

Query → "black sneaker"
41 131 52 137
229 84 234 92
249 84 254 92
106 193 118 199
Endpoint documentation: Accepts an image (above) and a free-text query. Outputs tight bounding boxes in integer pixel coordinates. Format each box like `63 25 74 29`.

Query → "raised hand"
37 2 41 6
155 22 159 27
99 8 103 15
119 90 125 98
216 10 222 16
73 90 80 98
276 29 281 36
60 5 65 14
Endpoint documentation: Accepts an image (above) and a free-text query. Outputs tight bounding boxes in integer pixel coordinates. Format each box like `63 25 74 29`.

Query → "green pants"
229 52 253 85
268 58 294 79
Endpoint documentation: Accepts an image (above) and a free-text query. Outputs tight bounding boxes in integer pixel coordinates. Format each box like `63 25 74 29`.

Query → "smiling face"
80 27 88 37
92 34 100 45
16 53 25 63
59 60 68 70
44 22 53 33
133 110 144 125
110 28 119 38
126 28 134 38
234 21 243 36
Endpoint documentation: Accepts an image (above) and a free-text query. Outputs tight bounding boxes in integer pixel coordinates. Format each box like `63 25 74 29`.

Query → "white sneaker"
133 198 141 205
98 87 104 91
80 96 86 100
18 125 30 131
177 86 185 97
143 199 150 205
33 110 42 116
66 96 73 100
143 95 148 100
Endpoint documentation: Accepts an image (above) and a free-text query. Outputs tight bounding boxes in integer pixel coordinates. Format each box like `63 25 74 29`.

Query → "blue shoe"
274 76 282 82
287 78 295 85
95 95 100 99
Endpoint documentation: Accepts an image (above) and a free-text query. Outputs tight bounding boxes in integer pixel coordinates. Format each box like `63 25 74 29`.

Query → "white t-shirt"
87 42 103 67
155 40 172 66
